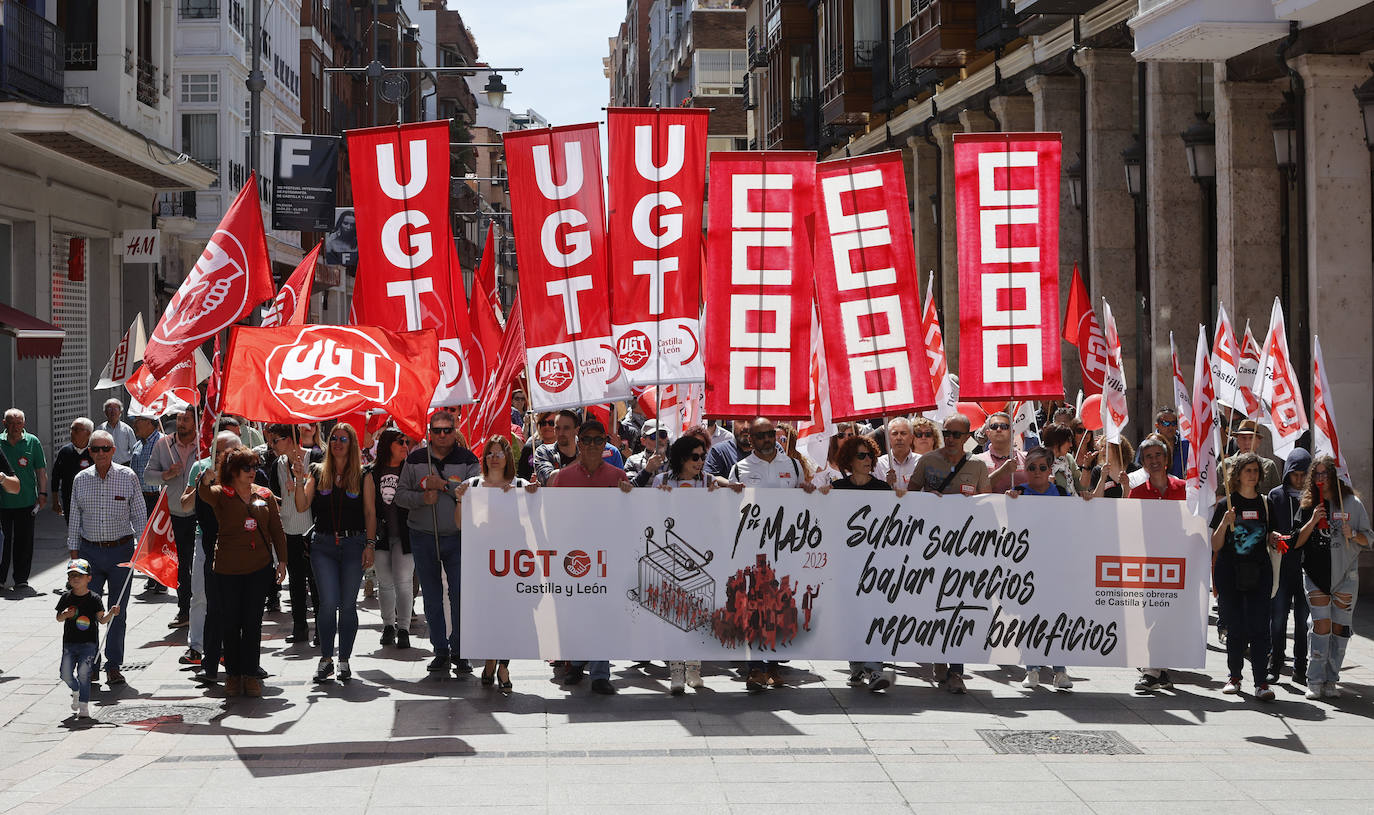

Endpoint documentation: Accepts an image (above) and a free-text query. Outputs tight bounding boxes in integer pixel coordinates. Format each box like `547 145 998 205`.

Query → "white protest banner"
461 489 1209 666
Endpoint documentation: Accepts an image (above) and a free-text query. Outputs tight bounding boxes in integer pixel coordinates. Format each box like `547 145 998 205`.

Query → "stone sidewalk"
2 510 1372 814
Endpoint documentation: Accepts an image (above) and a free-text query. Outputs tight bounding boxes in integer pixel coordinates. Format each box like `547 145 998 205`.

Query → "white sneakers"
1221 677 1242 695
669 663 685 696
1052 670 1073 690
77 702 89 718
1021 668 1040 689
70 691 79 712
685 664 704 689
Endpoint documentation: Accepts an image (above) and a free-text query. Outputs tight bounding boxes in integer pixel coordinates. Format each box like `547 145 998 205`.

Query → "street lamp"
1355 66 1374 149
1122 136 1143 198
1065 154 1084 210
1269 93 1297 173
1180 111 1216 182
484 73 509 109
928 192 939 227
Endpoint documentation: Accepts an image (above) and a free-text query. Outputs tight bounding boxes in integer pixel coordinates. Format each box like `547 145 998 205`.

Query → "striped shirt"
131 430 163 493
66 463 148 551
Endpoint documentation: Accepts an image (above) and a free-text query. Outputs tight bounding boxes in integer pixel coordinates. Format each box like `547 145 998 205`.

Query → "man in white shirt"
874 417 920 486
100 398 137 467
728 418 815 692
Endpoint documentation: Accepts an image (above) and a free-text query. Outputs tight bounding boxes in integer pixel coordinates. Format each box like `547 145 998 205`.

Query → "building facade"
646 0 749 151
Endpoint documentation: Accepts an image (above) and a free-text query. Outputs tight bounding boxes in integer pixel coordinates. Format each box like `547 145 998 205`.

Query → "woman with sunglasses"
454 435 539 693
518 413 557 481
296 422 374 682
831 434 899 692
197 445 287 697
368 428 415 650
1007 447 1075 690
910 417 942 456
1210 452 1280 700
1291 455 1371 699
651 435 726 693
812 422 855 487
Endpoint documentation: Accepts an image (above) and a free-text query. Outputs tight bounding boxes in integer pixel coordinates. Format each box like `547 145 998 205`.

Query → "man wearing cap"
128 409 167 596
66 429 147 686
624 420 671 487
1220 420 1281 496
1 409 46 594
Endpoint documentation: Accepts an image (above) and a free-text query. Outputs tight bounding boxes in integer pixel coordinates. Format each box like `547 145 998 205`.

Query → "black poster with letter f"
271 135 339 231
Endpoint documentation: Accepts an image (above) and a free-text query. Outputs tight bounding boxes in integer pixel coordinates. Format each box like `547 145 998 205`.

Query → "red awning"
0 303 65 359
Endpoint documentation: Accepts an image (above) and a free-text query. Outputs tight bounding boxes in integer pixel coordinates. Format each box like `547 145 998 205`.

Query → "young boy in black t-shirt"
56 559 120 718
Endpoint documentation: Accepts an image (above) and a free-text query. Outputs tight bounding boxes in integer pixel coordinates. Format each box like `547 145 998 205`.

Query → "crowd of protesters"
0 394 1369 718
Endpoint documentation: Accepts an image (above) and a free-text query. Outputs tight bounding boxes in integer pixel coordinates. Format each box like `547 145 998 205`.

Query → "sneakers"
1053 670 1073 690
1221 676 1242 695
745 669 768 693
590 678 617 695
1323 683 1341 699
847 668 866 687
1255 683 1276 701
1306 684 1324 700
766 668 784 687
70 691 79 712
106 668 125 686
1293 664 1308 686
167 614 189 629
1021 668 1040 689
426 654 451 675
285 626 309 644
338 660 351 681
941 669 966 694
314 658 334 682
396 630 410 649
685 664 704 689
669 663 686 696
1134 670 1173 692
866 671 891 693
563 664 586 686
452 659 474 676
381 625 396 647
76 702 89 718
1217 626 1227 646
179 648 202 666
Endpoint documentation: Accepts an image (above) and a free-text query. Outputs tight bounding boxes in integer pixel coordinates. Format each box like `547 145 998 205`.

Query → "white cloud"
454 0 623 128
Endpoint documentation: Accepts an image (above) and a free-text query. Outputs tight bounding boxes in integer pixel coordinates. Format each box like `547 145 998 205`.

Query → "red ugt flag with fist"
143 176 274 378
126 492 179 589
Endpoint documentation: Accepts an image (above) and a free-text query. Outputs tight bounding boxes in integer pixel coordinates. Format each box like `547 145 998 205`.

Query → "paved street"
2 511 1372 814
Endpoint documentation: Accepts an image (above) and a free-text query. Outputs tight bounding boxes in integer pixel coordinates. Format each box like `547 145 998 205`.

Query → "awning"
0 303 65 359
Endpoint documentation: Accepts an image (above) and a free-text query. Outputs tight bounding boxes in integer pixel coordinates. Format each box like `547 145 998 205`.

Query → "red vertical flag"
199 337 222 457
812 151 934 419
954 133 1064 400
1061 263 1107 395
606 108 709 387
467 294 527 447
261 242 319 327
144 175 274 378
127 492 179 589
468 224 505 394
703 151 816 419
505 123 626 410
347 121 477 407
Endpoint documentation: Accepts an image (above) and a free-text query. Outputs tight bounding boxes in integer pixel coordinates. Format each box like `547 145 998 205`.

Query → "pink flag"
1187 326 1220 517
1255 297 1308 459
1311 335 1350 485
1169 331 1193 443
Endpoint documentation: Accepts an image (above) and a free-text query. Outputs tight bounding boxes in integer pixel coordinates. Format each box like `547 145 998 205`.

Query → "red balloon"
955 402 988 428
1080 394 1104 430
978 400 1009 415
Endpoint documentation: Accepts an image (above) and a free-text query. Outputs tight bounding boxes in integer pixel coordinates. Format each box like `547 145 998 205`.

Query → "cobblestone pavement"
2 512 1371 814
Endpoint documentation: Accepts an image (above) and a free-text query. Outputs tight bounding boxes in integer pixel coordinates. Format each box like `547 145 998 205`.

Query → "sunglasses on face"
943 430 968 439
645 431 669 439
914 431 935 438
429 426 455 434
854 451 872 460
89 445 114 453
1026 464 1049 472
688 453 704 461
329 435 350 444
539 419 556 427
750 430 775 439
1313 469 1329 477
986 423 1010 431
579 437 607 447
1157 419 1178 427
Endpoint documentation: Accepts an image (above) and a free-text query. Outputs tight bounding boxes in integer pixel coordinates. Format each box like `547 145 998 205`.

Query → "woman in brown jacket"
198 445 287 698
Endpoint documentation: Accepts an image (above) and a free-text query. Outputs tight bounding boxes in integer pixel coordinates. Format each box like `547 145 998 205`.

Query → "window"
181 112 219 187
694 49 747 96
180 73 218 103
178 0 218 19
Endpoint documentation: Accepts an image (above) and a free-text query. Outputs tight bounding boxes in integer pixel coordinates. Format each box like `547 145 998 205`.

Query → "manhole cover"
978 730 1141 755
96 703 222 727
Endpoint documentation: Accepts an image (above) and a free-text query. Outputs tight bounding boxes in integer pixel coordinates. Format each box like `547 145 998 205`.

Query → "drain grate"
96 703 222 727
978 730 1141 755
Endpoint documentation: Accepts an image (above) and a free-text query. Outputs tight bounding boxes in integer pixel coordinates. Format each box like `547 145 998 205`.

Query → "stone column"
1214 67 1286 334
1293 54 1373 506
988 94 1035 132
932 113 996 371
905 134 939 287
1077 49 1139 404
1146 61 1207 415
1027 73 1084 398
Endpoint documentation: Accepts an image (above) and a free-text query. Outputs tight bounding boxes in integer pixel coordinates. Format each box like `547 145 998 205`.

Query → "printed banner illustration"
506 122 627 410
461 489 1209 665
703 151 817 419
953 133 1063 400
812 151 934 420
272 134 339 232
607 108 709 387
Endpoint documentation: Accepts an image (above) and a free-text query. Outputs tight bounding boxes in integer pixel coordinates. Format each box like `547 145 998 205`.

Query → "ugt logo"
616 331 652 371
535 352 575 393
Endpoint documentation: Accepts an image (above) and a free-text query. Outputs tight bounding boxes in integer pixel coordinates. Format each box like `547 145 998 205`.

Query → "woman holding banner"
1210 452 1279 700
455 435 538 693
197 446 287 698
910 417 941 457
296 423 373 682
1292 456 1372 700
1008 447 1074 691
832 434 897 692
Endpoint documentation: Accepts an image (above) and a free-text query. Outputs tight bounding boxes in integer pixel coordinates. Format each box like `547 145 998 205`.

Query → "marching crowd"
0 395 1369 719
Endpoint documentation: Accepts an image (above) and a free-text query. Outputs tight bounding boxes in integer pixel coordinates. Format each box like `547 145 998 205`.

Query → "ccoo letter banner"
953 133 1064 400
607 108 709 387
506 123 627 410
704 151 817 419
813 151 934 420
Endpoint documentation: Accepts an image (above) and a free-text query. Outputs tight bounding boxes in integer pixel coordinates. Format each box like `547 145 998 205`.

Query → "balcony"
1011 0 1112 12
157 190 198 219
136 59 159 107
1 2 65 104
909 0 978 68
975 0 1019 51
820 40 873 125
748 27 766 67
1128 0 1289 61
65 41 96 72
178 0 219 19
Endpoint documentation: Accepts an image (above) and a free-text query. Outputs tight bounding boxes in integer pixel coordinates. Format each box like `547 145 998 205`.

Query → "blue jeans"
571 660 611 680
411 532 462 657
60 642 98 702
78 541 133 672
311 532 366 660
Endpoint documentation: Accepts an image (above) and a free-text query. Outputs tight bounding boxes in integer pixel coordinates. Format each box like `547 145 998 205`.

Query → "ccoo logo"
535 352 575 393
616 331 652 371
265 326 401 419
1095 556 1186 590
154 229 252 343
